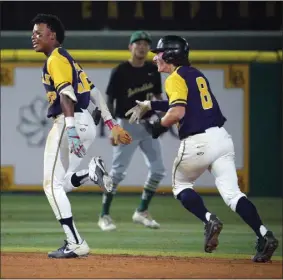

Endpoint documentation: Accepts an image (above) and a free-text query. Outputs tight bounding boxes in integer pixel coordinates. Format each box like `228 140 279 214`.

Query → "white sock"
205 212 211 222
259 225 268 237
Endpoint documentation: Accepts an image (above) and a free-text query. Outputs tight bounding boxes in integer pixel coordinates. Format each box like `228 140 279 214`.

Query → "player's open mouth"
32 41 38 48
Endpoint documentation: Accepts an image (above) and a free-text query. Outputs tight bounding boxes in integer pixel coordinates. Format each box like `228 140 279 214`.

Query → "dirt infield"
1 252 282 279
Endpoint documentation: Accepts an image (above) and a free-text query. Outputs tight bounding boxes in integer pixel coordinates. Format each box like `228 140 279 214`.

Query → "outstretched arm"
160 106 185 127
90 87 114 126
151 100 169 112
125 99 169 124
90 87 132 145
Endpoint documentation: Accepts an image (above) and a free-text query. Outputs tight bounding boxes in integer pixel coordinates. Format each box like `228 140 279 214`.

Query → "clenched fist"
111 125 132 145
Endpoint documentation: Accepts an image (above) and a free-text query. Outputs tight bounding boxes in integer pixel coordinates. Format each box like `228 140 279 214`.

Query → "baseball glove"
111 125 132 145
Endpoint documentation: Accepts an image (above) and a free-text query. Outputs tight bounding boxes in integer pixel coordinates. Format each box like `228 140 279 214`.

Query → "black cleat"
252 231 278 263
48 240 89 259
204 214 223 253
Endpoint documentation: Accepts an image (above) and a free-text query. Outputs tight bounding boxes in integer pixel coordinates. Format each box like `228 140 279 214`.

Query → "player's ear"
128 44 132 52
50 32 56 41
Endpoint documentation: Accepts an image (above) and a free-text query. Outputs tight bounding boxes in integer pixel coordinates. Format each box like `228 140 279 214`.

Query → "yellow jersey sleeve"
47 54 73 93
165 71 188 107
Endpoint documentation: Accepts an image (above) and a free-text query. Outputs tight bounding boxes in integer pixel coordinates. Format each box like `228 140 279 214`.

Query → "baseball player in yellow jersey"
31 14 132 258
126 35 278 263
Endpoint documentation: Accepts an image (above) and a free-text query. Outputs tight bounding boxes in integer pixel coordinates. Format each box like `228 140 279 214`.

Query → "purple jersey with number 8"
165 66 227 140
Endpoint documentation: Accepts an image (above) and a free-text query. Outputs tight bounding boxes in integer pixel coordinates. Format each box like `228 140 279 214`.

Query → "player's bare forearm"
151 100 169 112
60 94 75 117
161 106 185 127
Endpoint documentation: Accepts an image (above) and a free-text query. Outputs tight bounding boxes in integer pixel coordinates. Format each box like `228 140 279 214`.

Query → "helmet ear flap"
161 51 170 63
184 42 189 53
162 49 183 64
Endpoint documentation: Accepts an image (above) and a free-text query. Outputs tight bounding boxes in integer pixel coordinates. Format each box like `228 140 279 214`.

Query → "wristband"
65 117 75 128
104 119 117 130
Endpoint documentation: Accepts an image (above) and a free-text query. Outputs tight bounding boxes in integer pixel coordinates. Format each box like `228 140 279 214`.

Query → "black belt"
180 125 222 140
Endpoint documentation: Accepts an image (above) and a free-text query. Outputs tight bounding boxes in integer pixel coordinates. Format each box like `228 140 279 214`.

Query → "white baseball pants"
172 126 246 211
43 109 96 220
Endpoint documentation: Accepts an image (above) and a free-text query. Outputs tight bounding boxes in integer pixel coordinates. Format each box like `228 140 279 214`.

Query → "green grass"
1 193 282 260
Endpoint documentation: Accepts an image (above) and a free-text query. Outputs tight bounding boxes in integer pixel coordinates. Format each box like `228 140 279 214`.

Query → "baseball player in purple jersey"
126 35 278 263
31 13 132 258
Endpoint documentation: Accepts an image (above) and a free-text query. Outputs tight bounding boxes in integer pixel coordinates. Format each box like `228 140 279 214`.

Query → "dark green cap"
129 31 152 44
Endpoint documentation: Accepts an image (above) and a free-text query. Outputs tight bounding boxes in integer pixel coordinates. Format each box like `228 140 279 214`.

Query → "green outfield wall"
249 63 282 196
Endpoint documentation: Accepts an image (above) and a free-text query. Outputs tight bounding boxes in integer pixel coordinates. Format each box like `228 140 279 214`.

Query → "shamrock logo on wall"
17 97 52 147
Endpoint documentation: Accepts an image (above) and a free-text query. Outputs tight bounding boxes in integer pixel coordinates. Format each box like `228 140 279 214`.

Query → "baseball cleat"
132 210 160 229
48 240 89 259
252 231 279 263
89 157 113 193
204 214 223 253
98 215 117 231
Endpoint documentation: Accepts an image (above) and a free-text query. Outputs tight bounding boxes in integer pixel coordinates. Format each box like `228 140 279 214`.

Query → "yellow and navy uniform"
165 66 226 140
42 47 94 118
